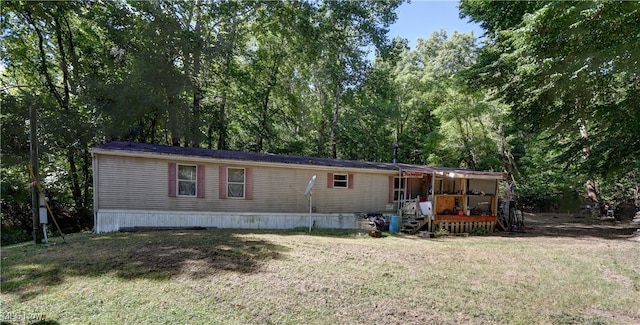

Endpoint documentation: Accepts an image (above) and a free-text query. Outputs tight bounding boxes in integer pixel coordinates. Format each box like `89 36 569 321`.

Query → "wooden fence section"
433 215 496 233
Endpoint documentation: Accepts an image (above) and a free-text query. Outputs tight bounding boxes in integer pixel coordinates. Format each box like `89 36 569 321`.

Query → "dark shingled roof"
93 142 506 178
94 141 399 171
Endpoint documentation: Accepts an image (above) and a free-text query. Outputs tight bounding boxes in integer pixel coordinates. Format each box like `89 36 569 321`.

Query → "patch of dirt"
587 308 640 325
502 213 640 240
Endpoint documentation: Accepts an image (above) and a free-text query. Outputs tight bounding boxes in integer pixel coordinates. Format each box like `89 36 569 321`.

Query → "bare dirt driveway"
513 212 640 241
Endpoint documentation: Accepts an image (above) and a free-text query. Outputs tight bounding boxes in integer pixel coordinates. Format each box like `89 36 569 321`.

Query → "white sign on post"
39 196 48 224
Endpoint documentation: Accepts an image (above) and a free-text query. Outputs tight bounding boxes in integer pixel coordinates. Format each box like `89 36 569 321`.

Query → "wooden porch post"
461 176 468 215
398 169 404 218
492 179 499 216
431 172 436 232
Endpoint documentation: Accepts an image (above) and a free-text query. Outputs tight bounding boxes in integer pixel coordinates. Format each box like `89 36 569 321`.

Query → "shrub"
1 226 32 245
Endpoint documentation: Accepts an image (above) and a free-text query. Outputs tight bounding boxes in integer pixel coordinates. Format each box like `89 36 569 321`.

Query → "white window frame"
177 164 197 197
227 167 245 199
333 173 348 188
393 176 406 202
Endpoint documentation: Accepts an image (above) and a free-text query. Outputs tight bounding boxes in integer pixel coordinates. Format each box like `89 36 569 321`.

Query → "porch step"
401 217 429 234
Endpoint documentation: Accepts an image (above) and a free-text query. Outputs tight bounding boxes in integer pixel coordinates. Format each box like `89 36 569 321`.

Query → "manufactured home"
91 142 506 233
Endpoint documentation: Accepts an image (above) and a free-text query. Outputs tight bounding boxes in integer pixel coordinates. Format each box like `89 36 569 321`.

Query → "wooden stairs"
401 216 431 234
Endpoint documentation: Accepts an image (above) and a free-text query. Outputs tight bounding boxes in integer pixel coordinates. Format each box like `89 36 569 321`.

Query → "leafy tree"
309 0 402 158
387 30 506 170
232 1 314 153
337 55 398 162
461 0 640 204
2 1 98 209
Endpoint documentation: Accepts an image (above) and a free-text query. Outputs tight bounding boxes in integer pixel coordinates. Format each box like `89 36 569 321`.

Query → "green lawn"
2 215 639 324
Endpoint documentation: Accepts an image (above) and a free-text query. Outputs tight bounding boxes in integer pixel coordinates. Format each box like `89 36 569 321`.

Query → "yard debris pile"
368 230 382 238
631 212 640 242
630 230 640 242
633 211 640 224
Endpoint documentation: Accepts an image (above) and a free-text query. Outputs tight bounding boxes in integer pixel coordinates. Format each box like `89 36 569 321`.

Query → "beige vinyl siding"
97 155 211 211
250 167 391 213
96 154 394 214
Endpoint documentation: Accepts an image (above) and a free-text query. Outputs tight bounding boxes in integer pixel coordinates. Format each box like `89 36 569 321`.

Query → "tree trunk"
67 149 82 208
217 13 239 150
62 12 81 94
585 179 598 204
497 124 521 182
330 84 341 159
26 11 63 107
578 116 599 204
191 0 203 148
53 11 70 110
257 51 282 152
314 80 329 157
54 6 84 209
167 95 180 146
149 111 158 143
454 116 476 169
258 97 267 152
30 105 42 244
82 146 91 207
207 124 213 149
217 93 228 150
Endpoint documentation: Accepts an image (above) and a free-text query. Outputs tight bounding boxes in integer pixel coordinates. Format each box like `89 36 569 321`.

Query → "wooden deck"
401 213 497 234
433 215 496 233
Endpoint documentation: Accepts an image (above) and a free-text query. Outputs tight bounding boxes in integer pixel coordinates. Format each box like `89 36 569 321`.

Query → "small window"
393 177 405 202
333 174 348 188
227 168 245 198
178 165 197 196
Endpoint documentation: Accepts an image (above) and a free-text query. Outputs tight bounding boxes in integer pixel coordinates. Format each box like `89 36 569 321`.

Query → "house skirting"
94 209 357 233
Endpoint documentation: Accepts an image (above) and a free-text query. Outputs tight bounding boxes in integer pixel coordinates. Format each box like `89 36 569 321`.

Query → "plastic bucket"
389 215 400 233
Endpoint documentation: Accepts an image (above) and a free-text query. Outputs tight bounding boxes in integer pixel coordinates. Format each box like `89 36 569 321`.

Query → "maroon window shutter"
348 174 354 189
245 168 253 200
327 173 334 188
168 163 177 197
388 176 394 203
196 165 205 198
218 166 227 199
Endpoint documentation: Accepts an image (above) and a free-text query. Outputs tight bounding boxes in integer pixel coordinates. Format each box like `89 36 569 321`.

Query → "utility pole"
30 105 42 244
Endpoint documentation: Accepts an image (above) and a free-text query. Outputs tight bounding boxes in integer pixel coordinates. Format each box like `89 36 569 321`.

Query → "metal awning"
398 164 507 180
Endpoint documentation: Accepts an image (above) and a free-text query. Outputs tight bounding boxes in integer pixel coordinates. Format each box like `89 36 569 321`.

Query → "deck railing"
400 198 497 234
433 215 496 233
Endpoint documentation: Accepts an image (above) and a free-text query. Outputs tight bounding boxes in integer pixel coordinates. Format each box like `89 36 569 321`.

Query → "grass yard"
1 214 639 324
